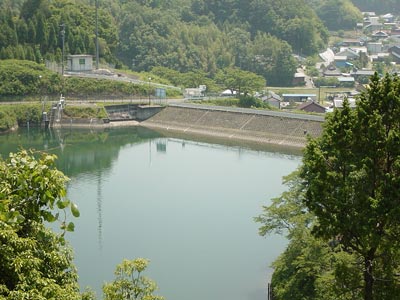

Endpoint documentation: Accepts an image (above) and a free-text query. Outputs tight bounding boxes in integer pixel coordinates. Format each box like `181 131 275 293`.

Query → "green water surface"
0 127 301 300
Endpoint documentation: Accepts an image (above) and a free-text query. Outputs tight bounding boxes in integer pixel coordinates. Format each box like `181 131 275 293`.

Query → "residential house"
339 39 362 47
319 48 335 65
362 12 376 17
388 45 400 62
262 91 282 109
336 48 360 60
297 101 326 113
391 27 400 35
371 30 389 40
363 17 383 32
370 52 390 62
323 65 342 77
334 56 348 68
333 98 357 109
382 13 394 23
293 72 306 86
351 69 375 80
337 76 355 87
282 94 317 102
367 42 383 54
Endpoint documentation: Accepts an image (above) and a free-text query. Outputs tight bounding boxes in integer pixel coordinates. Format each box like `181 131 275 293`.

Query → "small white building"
67 54 93 72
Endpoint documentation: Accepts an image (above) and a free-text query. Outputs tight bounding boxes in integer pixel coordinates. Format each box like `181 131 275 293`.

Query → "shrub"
238 95 268 108
63 106 107 119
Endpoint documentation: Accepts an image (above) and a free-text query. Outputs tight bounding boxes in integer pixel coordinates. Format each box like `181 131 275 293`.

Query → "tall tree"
301 73 400 300
316 0 362 31
256 171 365 300
247 33 297 86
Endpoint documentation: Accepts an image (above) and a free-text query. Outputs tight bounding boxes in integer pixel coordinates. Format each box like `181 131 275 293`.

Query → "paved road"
0 97 184 105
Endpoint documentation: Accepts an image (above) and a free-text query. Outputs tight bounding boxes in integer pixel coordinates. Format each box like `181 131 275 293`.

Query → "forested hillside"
0 0 327 86
0 0 397 87
351 0 400 14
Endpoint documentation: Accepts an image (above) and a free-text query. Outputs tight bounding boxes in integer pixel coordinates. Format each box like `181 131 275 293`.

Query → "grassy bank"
0 60 182 101
0 103 107 132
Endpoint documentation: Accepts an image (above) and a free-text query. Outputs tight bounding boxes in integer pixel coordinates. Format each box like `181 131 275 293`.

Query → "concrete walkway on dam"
142 103 325 148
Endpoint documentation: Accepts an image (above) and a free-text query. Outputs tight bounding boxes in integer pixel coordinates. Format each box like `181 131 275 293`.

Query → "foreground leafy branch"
0 150 81 299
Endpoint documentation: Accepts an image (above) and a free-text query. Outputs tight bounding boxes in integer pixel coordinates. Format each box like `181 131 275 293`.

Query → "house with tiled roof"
367 42 383 54
262 91 282 109
388 46 400 62
371 30 389 40
297 101 326 113
336 48 360 60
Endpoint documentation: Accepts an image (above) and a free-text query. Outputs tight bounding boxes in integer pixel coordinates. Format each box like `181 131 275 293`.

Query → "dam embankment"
142 103 325 148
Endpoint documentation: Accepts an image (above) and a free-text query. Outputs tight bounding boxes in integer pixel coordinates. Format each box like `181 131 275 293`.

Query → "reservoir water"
0 127 301 300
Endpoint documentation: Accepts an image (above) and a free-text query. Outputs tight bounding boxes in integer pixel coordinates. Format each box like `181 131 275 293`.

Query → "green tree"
216 67 266 96
0 150 81 299
103 258 164 300
247 33 297 86
35 12 48 52
301 73 400 299
315 0 362 31
256 171 364 300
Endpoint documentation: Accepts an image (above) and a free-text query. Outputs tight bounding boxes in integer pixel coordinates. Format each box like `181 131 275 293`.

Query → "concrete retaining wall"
137 106 164 121
142 105 324 148
54 117 106 128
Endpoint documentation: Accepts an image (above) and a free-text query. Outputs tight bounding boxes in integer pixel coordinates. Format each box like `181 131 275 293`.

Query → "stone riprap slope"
142 104 324 148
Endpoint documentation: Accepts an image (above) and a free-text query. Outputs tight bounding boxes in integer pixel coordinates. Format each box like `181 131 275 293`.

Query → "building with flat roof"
67 54 93 72
282 94 317 102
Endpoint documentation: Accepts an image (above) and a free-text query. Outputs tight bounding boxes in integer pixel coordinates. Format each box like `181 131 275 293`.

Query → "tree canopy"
215 67 266 96
103 258 164 300
257 73 400 299
302 73 400 299
0 150 81 299
0 0 330 86
310 0 363 31
351 0 400 14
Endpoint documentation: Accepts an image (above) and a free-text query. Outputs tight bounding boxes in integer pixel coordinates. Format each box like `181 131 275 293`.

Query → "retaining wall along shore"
142 104 324 148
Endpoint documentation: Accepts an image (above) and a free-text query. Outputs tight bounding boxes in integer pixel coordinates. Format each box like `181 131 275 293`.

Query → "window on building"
79 58 86 65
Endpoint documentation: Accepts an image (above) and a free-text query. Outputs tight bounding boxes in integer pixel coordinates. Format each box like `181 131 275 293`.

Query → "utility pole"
318 85 336 104
95 0 99 69
60 23 66 95
60 24 65 76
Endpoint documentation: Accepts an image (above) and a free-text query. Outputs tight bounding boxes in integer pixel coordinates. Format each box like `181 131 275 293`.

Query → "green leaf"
70 203 80 217
66 222 75 232
56 199 70 209
41 211 56 222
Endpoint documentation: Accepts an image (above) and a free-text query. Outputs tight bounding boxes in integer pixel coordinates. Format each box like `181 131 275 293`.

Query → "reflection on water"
96 170 104 250
0 127 301 300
